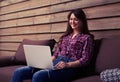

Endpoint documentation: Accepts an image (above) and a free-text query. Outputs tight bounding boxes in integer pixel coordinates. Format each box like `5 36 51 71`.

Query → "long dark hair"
59 8 90 42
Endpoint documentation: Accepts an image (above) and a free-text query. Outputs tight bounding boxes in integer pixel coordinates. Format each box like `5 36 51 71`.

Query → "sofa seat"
72 75 101 82
0 65 31 82
0 65 24 82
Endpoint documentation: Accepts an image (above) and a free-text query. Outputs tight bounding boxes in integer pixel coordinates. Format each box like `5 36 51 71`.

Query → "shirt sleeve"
53 43 60 57
79 35 94 66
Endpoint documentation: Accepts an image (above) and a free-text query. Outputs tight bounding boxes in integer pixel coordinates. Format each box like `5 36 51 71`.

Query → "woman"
11 8 94 82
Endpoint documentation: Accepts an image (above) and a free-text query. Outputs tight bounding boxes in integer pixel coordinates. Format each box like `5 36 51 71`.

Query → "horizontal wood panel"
29 0 51 9
88 17 120 30
91 30 120 39
51 33 63 42
50 12 68 23
50 0 120 13
0 51 15 56
0 0 28 7
0 0 71 15
0 34 51 42
17 17 34 26
0 17 120 35
85 3 120 19
18 7 50 17
0 16 48 28
0 16 50 28
1 3 119 28
51 22 67 32
1 30 120 51
50 17 120 33
0 1 30 14
34 15 51 24
1 2 120 21
0 0 119 17
0 19 17 28
0 28 17 35
0 7 50 21
0 12 18 21
52 30 120 41
0 25 51 35
1 12 120 29
0 43 19 51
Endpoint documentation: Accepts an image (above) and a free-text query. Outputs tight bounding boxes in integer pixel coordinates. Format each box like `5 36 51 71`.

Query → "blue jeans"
11 56 77 82
11 66 77 82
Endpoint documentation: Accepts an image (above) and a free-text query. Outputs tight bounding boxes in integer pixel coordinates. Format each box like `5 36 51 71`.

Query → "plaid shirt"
53 33 94 66
100 68 120 82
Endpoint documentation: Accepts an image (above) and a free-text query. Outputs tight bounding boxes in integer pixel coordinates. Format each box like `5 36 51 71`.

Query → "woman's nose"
71 20 75 23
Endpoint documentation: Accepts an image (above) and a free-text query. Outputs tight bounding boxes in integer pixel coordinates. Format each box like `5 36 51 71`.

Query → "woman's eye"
70 18 73 20
74 18 79 21
70 18 79 21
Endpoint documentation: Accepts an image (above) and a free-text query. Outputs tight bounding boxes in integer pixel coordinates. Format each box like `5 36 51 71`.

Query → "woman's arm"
79 35 94 66
52 55 56 62
67 60 80 68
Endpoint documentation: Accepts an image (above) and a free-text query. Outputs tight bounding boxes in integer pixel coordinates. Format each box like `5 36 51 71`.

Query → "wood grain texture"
0 0 120 56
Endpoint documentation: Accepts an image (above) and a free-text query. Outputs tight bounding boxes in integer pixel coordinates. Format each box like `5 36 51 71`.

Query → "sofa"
0 37 120 82
0 39 56 82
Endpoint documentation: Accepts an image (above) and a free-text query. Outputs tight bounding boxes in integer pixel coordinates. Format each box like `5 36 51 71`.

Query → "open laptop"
23 45 54 69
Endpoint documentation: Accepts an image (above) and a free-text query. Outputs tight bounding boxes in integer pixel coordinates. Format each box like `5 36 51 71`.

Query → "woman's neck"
73 30 79 35
72 31 79 39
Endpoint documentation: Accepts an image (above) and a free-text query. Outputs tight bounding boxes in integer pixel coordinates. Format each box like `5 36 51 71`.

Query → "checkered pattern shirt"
100 68 120 82
53 33 94 66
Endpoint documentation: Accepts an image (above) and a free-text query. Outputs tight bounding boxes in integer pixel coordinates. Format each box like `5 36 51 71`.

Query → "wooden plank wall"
0 0 120 56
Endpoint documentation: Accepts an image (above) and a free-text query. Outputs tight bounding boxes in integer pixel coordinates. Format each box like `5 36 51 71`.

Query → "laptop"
23 45 54 69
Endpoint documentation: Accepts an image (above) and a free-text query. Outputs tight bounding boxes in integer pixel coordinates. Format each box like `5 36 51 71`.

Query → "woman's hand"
54 60 80 69
54 61 69 69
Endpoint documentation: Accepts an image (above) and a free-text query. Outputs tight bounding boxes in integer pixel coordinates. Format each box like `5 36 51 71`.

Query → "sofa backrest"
95 37 120 73
14 39 56 65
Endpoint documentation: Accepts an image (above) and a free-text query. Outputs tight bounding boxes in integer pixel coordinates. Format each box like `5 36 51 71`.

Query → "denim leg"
49 68 77 82
32 68 77 82
32 69 50 82
11 66 33 82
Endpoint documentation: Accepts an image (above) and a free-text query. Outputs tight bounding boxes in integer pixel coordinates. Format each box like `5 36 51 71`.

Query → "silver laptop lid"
23 45 53 69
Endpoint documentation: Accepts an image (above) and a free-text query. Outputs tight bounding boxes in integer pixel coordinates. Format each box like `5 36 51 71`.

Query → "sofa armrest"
0 55 15 67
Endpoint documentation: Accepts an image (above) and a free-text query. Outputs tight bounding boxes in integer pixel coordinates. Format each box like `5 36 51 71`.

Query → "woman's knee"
14 66 33 76
32 70 49 82
14 67 24 76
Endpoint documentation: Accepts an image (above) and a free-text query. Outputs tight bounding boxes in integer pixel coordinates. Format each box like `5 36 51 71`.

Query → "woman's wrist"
66 62 72 68
67 60 80 68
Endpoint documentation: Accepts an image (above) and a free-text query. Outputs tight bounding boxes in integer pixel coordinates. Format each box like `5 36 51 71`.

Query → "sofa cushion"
0 56 14 67
95 37 120 73
72 75 101 82
0 65 26 82
14 39 56 65
0 65 31 82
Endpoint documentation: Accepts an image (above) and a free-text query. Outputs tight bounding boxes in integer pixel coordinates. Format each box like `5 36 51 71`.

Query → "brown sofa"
0 37 120 82
0 39 56 82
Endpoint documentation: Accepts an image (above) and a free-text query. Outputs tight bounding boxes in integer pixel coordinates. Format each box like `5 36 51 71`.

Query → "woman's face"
69 13 81 30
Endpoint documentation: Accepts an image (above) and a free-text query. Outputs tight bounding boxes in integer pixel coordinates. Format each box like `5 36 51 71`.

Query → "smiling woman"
11 8 94 82
0 0 120 82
